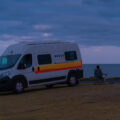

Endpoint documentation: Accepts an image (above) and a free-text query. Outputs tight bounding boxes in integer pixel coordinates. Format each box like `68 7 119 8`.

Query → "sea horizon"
83 64 120 78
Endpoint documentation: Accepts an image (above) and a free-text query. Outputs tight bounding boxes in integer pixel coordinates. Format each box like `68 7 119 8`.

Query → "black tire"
46 85 53 89
13 79 25 93
67 74 78 86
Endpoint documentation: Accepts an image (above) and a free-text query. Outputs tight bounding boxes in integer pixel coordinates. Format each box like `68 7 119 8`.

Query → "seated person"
94 65 103 80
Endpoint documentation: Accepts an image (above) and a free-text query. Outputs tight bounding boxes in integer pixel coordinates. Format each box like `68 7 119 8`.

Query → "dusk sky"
0 0 120 64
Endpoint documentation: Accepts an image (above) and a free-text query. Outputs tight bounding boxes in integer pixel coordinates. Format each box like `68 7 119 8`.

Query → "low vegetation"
80 77 120 81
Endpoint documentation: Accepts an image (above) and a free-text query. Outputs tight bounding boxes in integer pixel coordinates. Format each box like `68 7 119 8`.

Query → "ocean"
83 64 120 78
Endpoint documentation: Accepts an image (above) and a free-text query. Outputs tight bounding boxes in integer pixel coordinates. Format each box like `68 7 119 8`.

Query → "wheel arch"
12 75 28 88
67 70 77 78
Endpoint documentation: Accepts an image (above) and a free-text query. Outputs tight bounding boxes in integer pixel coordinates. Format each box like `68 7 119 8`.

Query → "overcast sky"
0 0 120 64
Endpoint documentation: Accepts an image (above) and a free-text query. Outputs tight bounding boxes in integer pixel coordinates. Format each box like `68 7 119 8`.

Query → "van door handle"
32 67 35 72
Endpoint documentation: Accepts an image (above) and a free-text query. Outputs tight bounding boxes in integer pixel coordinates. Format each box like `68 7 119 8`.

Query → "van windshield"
0 54 21 70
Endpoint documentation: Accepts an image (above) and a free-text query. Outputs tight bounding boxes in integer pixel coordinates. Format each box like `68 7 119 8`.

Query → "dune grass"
1 84 120 120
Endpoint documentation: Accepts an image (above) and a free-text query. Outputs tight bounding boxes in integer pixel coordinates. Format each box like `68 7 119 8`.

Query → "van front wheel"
67 74 78 86
13 80 24 93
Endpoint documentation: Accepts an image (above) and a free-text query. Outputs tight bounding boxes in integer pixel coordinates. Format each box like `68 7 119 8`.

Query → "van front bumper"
0 76 13 91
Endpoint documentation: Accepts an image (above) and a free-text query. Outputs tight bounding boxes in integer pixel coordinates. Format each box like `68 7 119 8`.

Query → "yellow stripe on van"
35 61 82 74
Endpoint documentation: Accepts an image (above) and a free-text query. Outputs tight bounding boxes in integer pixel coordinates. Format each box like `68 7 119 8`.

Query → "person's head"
96 65 100 69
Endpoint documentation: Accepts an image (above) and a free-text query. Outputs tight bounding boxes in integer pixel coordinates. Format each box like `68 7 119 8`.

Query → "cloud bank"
0 0 119 46
0 0 120 63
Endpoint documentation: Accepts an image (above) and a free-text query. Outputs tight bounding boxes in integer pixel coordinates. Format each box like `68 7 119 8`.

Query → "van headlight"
0 72 10 78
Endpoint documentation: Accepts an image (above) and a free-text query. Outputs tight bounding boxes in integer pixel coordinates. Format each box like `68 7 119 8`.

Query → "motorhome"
0 41 83 93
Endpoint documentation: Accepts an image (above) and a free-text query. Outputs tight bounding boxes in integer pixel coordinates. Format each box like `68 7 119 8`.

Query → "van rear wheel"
67 74 78 86
13 80 24 93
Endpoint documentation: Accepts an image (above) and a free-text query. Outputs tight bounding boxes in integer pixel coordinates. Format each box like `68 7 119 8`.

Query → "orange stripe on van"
35 61 82 74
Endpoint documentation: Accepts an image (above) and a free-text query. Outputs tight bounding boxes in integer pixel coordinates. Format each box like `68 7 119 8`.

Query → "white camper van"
0 41 83 93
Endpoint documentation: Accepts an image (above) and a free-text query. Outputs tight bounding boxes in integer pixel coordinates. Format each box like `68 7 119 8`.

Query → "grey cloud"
0 0 120 46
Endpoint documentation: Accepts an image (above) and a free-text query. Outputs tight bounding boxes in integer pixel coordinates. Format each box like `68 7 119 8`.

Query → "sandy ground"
1 83 120 120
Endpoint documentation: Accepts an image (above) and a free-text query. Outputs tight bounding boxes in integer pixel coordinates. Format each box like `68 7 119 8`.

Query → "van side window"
37 54 52 65
65 51 77 61
17 54 32 69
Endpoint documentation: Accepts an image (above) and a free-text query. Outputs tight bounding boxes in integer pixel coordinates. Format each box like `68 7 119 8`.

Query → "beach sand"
0 83 120 120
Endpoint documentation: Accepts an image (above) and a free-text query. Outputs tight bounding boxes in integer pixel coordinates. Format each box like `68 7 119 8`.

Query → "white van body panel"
0 41 83 90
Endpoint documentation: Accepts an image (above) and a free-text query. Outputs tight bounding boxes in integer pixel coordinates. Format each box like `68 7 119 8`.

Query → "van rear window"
37 54 52 65
65 51 77 61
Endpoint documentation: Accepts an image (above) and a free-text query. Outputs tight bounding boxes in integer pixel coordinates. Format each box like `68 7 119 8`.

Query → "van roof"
3 41 77 55
19 41 69 45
